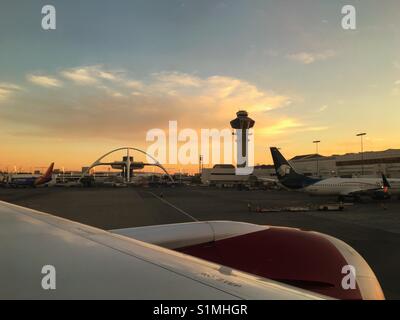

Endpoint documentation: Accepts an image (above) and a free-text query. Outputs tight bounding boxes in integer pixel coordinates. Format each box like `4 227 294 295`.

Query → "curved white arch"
80 147 174 182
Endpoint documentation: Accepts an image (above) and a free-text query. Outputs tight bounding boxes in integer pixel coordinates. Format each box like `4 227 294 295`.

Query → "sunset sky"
1 0 400 173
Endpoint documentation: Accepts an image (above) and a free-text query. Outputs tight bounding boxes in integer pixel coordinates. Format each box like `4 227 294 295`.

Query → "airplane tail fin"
270 147 300 178
43 162 55 179
382 173 391 192
269 147 317 189
34 163 55 186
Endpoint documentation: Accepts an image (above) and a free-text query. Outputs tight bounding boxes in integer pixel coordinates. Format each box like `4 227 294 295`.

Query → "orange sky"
1 2 400 173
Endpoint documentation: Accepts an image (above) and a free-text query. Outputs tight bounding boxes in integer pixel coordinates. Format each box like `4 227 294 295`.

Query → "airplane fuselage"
270 146 400 200
9 176 52 187
303 178 383 196
296 177 400 197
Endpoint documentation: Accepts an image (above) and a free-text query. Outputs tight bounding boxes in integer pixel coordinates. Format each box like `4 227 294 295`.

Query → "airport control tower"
230 110 255 168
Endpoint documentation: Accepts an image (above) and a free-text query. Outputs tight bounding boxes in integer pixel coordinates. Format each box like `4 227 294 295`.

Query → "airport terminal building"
201 149 400 186
292 149 400 178
200 164 275 187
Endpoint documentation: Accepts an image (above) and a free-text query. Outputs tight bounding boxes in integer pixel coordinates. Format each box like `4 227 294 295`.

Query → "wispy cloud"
60 65 120 85
1 67 291 139
318 105 328 112
135 72 291 113
27 74 63 87
392 80 400 95
0 83 21 91
23 67 291 114
0 88 12 101
286 50 336 65
0 83 22 102
152 71 201 88
125 80 144 90
260 118 328 136
260 119 302 135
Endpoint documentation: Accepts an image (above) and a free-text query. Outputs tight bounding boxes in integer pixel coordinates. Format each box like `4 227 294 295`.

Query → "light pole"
199 155 203 175
313 140 321 177
356 133 367 176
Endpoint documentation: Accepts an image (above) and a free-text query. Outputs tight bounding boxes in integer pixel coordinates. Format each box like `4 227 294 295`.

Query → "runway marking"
147 191 199 222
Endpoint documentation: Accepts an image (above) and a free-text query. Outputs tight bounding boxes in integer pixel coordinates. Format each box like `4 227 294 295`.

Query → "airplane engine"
112 221 384 300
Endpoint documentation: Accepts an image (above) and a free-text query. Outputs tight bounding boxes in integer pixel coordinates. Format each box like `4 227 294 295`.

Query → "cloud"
0 83 22 102
27 74 63 87
0 88 11 101
97 85 125 98
286 50 335 64
136 72 291 113
125 80 144 90
152 72 201 87
0 68 292 142
391 80 400 95
318 105 328 112
0 83 21 91
31 67 290 114
60 65 120 85
260 119 302 135
260 118 328 136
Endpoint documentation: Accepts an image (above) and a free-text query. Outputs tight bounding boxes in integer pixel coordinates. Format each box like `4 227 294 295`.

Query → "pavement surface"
1 186 399 299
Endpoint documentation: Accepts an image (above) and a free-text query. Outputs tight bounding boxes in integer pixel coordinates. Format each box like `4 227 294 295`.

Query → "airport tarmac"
1 186 400 299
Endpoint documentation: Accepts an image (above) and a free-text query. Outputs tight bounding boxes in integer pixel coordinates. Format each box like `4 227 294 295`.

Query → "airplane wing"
344 180 389 199
0 200 325 300
257 177 278 183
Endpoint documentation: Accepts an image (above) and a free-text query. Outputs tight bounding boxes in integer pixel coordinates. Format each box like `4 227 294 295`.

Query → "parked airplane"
8 163 54 187
270 147 391 200
0 200 384 299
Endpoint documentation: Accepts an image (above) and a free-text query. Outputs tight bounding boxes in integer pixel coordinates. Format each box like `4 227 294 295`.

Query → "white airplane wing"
0 200 325 300
343 186 386 198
